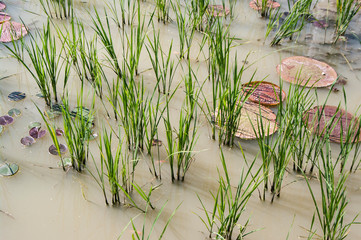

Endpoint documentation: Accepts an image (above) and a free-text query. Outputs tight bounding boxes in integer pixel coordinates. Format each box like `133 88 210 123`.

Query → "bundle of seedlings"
268 0 313 45
198 149 263 239
7 19 71 107
39 0 73 19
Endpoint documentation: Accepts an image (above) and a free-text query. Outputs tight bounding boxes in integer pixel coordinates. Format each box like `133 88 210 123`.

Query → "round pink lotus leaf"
243 81 286 106
303 105 360 143
249 0 280 11
0 1 6 11
49 144 67 156
0 12 10 23
207 5 231 17
29 127 46 139
21 136 35 146
0 115 14 125
0 21 28 43
276 56 337 87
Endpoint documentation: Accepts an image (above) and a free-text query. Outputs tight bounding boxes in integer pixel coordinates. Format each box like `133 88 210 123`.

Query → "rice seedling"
171 1 196 60
334 0 361 43
250 102 274 201
163 96 199 182
98 127 122 205
61 88 94 172
6 19 71 106
198 148 262 239
189 0 210 32
155 0 170 23
116 73 148 151
304 138 359 240
119 202 180 240
144 84 177 179
108 0 137 28
201 19 256 146
39 0 73 19
91 8 122 79
228 0 237 18
283 81 315 173
269 0 312 45
146 30 178 95
122 1 151 76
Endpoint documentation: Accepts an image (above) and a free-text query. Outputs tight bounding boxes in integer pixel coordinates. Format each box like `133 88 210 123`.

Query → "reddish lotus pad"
0 1 5 11
0 115 14 125
249 0 280 11
303 105 360 143
0 12 10 23
243 81 286 106
0 21 28 43
207 5 230 17
276 56 337 87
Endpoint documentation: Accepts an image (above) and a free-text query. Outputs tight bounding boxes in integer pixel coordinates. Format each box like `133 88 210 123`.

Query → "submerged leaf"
0 163 19 176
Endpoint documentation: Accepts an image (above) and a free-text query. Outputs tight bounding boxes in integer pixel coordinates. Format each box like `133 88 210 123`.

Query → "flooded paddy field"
1 0 361 239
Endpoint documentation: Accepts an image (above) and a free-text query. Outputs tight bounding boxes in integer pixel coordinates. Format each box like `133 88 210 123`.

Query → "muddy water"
1 0 361 239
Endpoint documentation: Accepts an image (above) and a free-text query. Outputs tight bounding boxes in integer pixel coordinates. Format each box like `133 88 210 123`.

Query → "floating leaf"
29 127 46 139
8 91 26 101
0 1 5 11
0 163 19 177
8 108 21 117
0 12 10 23
0 125 3 134
0 115 14 125
243 81 286 106
0 21 28 42
70 107 93 121
276 56 337 87
28 122 41 129
56 128 64 136
303 105 359 143
21 136 35 146
207 5 230 17
249 0 280 11
49 144 67 155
